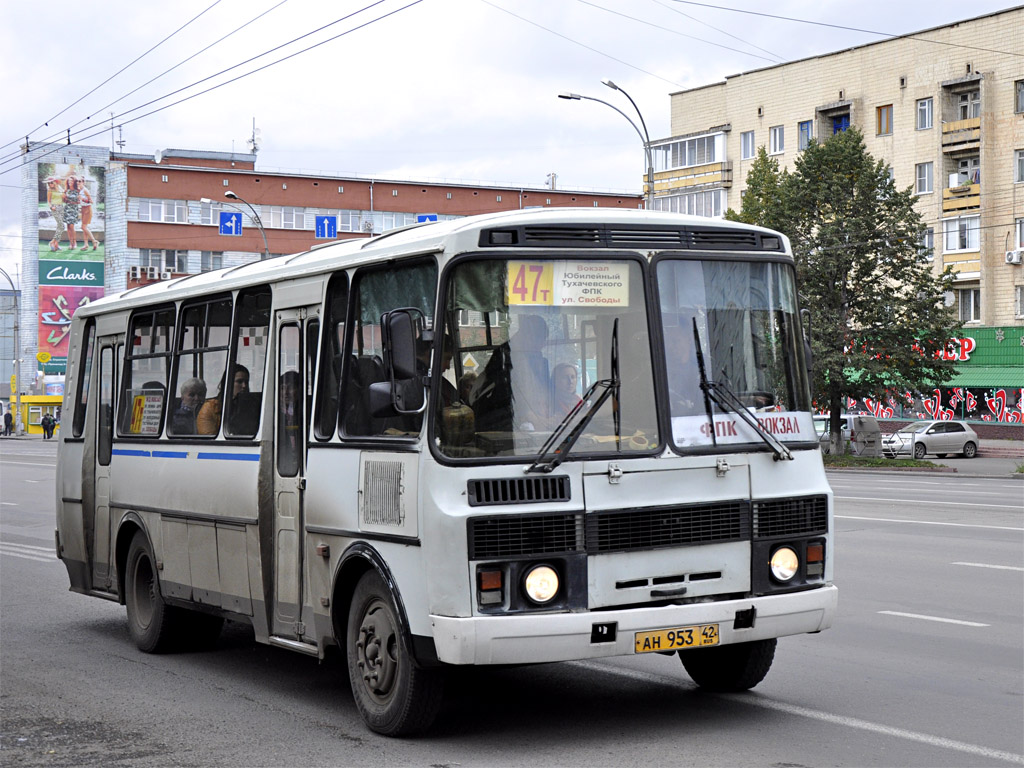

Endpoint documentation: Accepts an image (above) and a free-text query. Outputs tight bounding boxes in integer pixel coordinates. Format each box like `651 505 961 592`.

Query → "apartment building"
16 142 640 385
651 7 1023 422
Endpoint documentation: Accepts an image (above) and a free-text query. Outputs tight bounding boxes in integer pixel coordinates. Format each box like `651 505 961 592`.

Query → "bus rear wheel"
346 570 443 736
125 530 183 653
680 638 777 692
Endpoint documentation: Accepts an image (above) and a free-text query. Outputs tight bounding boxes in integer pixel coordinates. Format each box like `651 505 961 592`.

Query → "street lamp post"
0 267 23 436
559 84 654 208
206 191 271 260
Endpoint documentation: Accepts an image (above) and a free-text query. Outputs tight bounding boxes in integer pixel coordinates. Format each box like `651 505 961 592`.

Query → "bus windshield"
656 257 813 451
434 257 658 459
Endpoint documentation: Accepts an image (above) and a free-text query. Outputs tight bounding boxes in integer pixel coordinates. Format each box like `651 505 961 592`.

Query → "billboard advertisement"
37 163 106 259
37 285 104 372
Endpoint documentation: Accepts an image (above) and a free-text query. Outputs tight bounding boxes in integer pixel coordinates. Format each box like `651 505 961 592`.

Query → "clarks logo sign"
39 259 104 287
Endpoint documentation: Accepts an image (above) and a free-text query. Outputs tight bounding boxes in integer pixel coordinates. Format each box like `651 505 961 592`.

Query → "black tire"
913 442 926 459
125 530 183 653
962 441 977 459
935 453 947 458
680 638 777 692
346 570 443 736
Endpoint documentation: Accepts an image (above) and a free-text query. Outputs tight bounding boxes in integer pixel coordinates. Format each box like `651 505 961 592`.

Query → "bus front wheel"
679 638 777 692
125 530 182 653
346 570 443 736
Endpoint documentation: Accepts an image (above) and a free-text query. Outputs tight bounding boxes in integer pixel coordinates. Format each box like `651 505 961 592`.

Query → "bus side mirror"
800 308 814 375
371 308 426 417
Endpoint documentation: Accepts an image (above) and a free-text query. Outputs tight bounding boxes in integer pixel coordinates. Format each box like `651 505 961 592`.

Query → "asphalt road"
2 439 1022 767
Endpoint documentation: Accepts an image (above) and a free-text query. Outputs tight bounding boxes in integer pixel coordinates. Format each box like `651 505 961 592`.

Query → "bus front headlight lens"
769 546 799 582
523 565 559 604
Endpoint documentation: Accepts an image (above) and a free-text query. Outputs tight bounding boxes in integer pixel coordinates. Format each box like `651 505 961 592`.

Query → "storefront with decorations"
845 327 1023 424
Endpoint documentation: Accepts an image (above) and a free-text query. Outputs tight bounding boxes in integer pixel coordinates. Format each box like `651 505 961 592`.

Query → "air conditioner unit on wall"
146 266 159 278
160 272 173 280
1006 250 1023 265
128 266 141 279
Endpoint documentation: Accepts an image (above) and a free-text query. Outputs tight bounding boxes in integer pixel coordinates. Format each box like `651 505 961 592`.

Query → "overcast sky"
0 0 1015 288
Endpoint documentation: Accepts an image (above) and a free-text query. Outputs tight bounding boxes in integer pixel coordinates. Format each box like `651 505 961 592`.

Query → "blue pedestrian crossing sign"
315 215 337 239
219 211 243 236
417 213 438 223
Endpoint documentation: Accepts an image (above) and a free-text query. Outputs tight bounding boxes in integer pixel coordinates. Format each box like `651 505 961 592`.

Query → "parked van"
814 413 882 457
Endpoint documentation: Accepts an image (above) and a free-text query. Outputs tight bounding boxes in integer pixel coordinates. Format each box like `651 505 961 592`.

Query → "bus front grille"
467 476 571 507
468 513 584 559
586 500 749 554
753 495 828 538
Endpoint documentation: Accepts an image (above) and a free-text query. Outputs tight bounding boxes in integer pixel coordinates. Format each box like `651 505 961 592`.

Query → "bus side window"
225 286 271 438
342 260 437 438
118 308 174 437
72 320 96 437
315 272 347 440
98 346 114 465
169 296 231 437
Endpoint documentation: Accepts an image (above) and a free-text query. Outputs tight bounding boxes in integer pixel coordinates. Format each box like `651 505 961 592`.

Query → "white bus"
56 208 837 735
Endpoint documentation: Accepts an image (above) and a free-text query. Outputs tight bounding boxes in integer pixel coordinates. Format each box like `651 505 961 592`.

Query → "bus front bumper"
430 585 838 665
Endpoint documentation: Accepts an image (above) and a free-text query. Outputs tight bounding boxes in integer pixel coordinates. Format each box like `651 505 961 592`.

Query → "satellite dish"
154 149 163 164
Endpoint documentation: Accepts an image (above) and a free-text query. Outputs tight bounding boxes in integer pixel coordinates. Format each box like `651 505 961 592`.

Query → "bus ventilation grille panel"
481 225 779 251
467 476 571 507
586 500 750 554
752 495 828 538
468 513 584 559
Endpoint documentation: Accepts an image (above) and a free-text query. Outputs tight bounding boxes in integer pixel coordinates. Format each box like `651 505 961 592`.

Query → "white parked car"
881 420 979 459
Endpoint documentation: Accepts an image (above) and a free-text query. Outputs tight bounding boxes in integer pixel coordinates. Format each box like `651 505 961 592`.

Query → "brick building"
16 142 640 385
647 7 1022 422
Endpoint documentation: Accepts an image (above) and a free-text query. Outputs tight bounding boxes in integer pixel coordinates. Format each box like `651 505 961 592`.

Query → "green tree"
740 129 960 452
724 146 793 233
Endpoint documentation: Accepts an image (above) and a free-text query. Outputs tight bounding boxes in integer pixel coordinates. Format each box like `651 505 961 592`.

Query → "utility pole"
0 267 22 436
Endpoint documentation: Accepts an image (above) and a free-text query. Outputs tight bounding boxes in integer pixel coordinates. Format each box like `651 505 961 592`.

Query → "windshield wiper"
526 320 620 474
691 319 793 462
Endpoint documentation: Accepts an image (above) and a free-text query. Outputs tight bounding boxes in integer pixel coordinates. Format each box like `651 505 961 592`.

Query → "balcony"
651 161 732 194
942 182 980 213
941 117 981 153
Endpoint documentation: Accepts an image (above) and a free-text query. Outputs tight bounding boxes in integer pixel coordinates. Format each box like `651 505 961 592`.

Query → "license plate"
635 623 719 653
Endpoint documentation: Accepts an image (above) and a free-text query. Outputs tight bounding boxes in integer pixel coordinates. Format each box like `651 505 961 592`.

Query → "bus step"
268 636 320 657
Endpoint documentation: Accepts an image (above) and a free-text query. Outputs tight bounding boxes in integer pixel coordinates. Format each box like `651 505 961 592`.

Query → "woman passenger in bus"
197 365 257 436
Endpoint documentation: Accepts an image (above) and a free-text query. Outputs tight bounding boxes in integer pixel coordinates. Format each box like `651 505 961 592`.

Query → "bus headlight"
523 564 559 604
769 546 799 582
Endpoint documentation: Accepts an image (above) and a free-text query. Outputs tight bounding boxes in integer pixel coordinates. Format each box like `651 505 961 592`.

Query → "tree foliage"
731 129 961 449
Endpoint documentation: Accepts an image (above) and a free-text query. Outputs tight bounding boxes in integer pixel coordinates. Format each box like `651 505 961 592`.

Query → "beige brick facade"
660 8 1024 328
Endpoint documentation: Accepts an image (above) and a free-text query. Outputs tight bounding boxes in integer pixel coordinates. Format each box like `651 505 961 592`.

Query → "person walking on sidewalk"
3 410 12 436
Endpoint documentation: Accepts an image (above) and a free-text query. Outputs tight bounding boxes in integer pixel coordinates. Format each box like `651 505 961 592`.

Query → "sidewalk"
979 438 1024 458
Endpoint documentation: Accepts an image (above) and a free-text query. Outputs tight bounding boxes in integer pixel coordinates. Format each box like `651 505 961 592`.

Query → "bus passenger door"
92 337 119 591
271 311 308 639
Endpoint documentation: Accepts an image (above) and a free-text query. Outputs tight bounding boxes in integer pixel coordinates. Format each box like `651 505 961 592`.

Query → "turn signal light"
806 542 824 563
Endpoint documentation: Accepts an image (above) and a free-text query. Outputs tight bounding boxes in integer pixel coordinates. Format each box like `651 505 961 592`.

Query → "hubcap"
355 599 399 702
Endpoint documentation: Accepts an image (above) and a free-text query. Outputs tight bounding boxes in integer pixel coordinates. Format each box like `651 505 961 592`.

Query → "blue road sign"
219 211 243 236
417 214 438 223
315 215 337 239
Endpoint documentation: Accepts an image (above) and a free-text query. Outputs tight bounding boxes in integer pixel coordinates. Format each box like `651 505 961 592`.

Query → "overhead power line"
0 1 421 176
0 0 225 156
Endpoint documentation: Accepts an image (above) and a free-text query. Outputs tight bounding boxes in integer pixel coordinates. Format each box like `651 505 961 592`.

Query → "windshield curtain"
434 257 658 459
656 258 814 451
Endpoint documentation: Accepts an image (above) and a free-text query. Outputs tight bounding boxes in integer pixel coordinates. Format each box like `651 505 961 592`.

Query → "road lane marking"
953 562 1024 572
2 542 53 553
571 661 1024 765
878 611 988 627
0 461 58 467
836 515 1023 531
0 548 53 563
835 495 1022 511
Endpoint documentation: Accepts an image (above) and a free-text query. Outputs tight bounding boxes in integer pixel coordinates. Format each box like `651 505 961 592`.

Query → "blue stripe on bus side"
196 452 261 462
112 449 151 457
152 451 188 459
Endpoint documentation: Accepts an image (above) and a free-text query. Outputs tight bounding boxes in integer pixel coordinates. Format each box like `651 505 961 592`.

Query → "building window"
201 251 223 272
496 195 502 202
832 114 850 134
943 215 980 253
958 288 980 323
798 121 812 151
139 249 187 273
955 155 980 186
876 105 893 135
916 97 933 130
741 131 754 159
958 90 980 120
769 126 784 155
1016 150 1024 184
138 198 187 223
1016 80 1024 114
1017 218 1024 248
915 162 933 194
919 228 934 261
267 206 305 229
651 134 719 171
652 189 724 218
199 200 223 226
1016 286 1024 318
